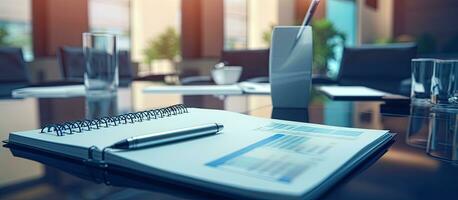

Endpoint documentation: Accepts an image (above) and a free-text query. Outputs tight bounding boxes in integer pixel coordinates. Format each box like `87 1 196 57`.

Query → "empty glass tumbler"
83 33 119 95
431 60 458 106
411 58 436 105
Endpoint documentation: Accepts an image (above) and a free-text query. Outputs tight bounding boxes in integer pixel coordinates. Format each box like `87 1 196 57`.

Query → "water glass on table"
83 32 119 95
411 58 436 106
431 60 458 107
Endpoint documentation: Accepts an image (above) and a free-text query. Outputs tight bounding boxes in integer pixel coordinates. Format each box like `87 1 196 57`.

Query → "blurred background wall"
0 0 457 80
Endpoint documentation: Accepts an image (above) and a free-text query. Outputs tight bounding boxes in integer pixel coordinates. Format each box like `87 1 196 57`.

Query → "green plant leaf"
143 27 180 64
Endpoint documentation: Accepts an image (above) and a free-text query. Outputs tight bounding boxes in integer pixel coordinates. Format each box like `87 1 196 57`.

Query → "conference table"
0 80 457 200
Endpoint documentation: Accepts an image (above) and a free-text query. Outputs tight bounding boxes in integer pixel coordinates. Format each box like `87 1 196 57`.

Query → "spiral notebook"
7 139 392 200
7 105 393 199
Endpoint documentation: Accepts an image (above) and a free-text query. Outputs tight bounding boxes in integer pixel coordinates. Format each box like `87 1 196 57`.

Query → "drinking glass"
83 33 118 95
431 60 458 106
411 58 436 105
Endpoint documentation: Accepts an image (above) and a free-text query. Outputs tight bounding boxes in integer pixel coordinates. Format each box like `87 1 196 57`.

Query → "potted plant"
311 19 345 75
143 27 180 73
0 26 10 46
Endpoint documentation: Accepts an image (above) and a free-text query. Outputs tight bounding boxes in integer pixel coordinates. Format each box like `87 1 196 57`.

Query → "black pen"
110 123 224 149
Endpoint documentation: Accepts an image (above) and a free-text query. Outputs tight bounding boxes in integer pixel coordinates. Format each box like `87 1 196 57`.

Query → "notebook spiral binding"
40 104 188 136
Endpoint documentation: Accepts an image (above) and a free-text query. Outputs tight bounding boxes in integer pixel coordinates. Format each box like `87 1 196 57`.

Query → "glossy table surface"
0 81 457 200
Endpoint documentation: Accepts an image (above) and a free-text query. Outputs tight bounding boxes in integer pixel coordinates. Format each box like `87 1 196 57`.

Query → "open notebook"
8 104 393 199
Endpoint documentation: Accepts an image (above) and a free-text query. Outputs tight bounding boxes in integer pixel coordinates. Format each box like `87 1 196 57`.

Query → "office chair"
220 49 270 83
337 43 417 94
0 47 29 83
0 47 30 97
58 46 85 81
118 50 134 84
58 46 133 86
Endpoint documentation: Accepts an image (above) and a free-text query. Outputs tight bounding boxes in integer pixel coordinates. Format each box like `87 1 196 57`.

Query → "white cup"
211 66 242 85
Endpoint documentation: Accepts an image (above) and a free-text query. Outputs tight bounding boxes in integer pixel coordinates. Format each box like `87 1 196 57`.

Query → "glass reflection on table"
85 92 118 119
427 106 458 162
406 102 458 163
406 104 432 149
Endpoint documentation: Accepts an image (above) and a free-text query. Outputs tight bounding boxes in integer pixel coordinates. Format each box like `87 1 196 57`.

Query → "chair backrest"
338 43 417 82
118 50 133 79
0 47 29 83
220 49 270 81
58 46 133 81
336 43 417 92
58 46 85 81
